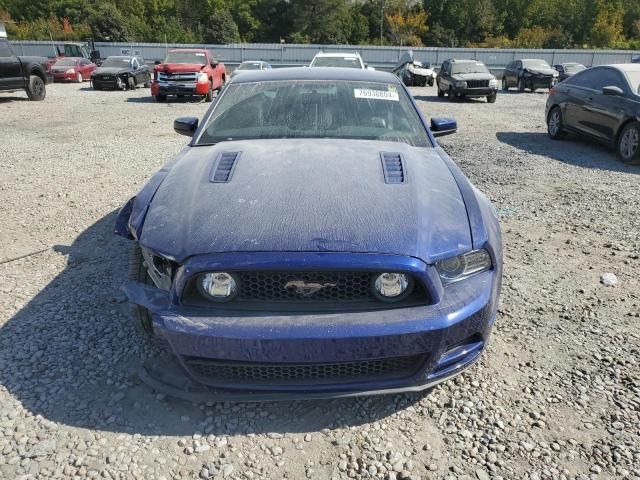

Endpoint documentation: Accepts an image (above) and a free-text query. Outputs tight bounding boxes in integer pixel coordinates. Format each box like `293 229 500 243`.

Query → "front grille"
158 71 198 83
466 80 489 88
182 270 430 311
184 354 426 386
101 75 114 80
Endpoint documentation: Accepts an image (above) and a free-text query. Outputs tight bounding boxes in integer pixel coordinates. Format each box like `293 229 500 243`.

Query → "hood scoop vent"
381 153 406 184
210 152 240 183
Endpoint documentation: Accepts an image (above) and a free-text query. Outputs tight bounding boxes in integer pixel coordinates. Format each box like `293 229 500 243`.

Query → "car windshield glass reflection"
238 62 262 70
564 64 585 73
55 58 77 67
522 60 551 69
196 80 430 147
312 57 361 68
164 52 207 65
451 63 489 74
101 57 131 68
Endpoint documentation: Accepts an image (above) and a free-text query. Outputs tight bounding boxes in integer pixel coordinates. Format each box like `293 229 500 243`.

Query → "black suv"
436 59 498 103
503 59 559 92
0 32 51 101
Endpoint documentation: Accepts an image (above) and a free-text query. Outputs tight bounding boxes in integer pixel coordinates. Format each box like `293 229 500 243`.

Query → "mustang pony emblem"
284 280 338 296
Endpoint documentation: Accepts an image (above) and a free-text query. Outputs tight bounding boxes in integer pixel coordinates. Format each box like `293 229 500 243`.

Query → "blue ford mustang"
115 67 502 400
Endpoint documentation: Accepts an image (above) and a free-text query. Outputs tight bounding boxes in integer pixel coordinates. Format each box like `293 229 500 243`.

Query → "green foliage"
0 0 638 48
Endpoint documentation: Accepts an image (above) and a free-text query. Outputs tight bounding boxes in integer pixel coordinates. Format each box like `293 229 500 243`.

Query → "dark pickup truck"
0 36 51 101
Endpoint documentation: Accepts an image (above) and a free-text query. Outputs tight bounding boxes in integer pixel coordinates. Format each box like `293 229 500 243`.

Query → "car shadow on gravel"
126 96 207 104
496 132 640 174
0 96 28 103
0 211 424 436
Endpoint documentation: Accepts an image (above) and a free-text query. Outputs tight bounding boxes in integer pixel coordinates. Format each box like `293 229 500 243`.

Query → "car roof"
518 58 547 61
608 64 640 72
169 49 207 53
106 56 133 60
314 52 361 58
229 66 399 84
448 58 481 63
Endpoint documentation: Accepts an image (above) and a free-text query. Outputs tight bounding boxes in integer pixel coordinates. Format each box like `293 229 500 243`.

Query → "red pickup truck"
151 49 226 102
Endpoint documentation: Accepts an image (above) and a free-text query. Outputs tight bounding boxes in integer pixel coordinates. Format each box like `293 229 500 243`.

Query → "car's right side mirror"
174 117 199 137
154 60 161 65
602 86 623 96
430 118 457 137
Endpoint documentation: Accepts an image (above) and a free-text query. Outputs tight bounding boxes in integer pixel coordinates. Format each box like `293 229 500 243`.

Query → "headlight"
436 249 492 284
489 78 498 87
198 272 238 302
66 68 75 74
197 72 208 83
454 80 467 88
372 273 413 301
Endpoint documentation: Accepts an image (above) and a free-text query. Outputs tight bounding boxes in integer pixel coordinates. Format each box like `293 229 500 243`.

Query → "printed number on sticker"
354 89 399 101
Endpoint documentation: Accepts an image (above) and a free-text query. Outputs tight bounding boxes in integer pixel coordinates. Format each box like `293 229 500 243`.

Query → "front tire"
205 81 214 102
547 106 567 140
76 72 83 83
427 78 434 87
25 75 46 101
144 74 151 88
127 77 136 90
487 93 497 103
448 87 457 102
437 82 444 97
518 77 525 92
617 122 640 164
502 78 508 91
129 245 154 336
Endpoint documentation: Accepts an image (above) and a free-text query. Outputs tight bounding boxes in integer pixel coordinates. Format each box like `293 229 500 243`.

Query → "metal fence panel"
9 40 640 70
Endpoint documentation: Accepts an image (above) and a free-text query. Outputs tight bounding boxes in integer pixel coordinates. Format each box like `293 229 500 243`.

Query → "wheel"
487 94 497 103
617 122 640 164
76 72 83 83
205 80 214 102
127 76 136 89
448 87 457 102
518 77 525 92
155 94 167 102
437 82 444 97
502 78 508 91
547 106 567 140
144 74 151 88
427 78 434 87
25 75 46 101
129 244 155 336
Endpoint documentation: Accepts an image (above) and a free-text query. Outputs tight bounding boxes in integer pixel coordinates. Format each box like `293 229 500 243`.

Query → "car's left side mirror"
154 60 161 65
430 117 457 137
174 117 199 137
602 85 623 96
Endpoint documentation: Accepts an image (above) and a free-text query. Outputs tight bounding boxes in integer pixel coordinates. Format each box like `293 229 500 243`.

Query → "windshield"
196 80 430 147
101 57 130 68
311 57 362 68
55 58 77 67
451 62 489 74
164 52 207 65
522 60 551 69
238 62 262 71
624 71 640 94
564 64 585 73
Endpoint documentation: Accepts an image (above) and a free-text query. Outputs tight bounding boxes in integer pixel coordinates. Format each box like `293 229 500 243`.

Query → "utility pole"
380 0 385 46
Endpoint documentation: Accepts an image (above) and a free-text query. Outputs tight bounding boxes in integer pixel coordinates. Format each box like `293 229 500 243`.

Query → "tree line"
1 0 639 49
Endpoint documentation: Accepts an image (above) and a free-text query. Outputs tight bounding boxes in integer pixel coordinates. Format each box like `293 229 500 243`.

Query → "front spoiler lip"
139 349 482 402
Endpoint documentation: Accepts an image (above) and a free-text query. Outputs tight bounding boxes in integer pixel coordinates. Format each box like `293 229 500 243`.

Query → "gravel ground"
0 82 638 480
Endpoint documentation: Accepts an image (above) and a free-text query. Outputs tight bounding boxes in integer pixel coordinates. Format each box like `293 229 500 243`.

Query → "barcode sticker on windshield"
354 89 399 101
195 53 205 56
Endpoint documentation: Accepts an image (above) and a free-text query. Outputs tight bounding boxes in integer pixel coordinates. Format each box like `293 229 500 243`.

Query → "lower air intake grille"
184 354 426 385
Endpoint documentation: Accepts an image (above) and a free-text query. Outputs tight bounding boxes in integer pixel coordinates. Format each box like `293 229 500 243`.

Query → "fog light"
198 272 238 302
373 273 412 301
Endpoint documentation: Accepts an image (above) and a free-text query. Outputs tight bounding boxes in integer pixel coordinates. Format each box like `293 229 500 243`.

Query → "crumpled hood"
93 67 129 75
156 63 205 73
525 67 557 76
140 139 472 264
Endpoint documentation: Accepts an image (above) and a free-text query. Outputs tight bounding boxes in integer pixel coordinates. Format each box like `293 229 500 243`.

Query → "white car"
309 52 374 70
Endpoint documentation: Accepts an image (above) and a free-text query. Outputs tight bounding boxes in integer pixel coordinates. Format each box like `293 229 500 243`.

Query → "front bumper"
52 72 75 81
523 75 556 88
92 76 126 90
151 81 209 96
453 87 498 98
123 252 500 398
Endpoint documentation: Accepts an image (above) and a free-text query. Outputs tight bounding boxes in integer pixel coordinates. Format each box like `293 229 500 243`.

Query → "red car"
51 57 96 83
151 49 226 102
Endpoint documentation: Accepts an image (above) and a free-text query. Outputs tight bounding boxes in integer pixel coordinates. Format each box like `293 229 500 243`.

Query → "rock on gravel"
0 83 638 480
